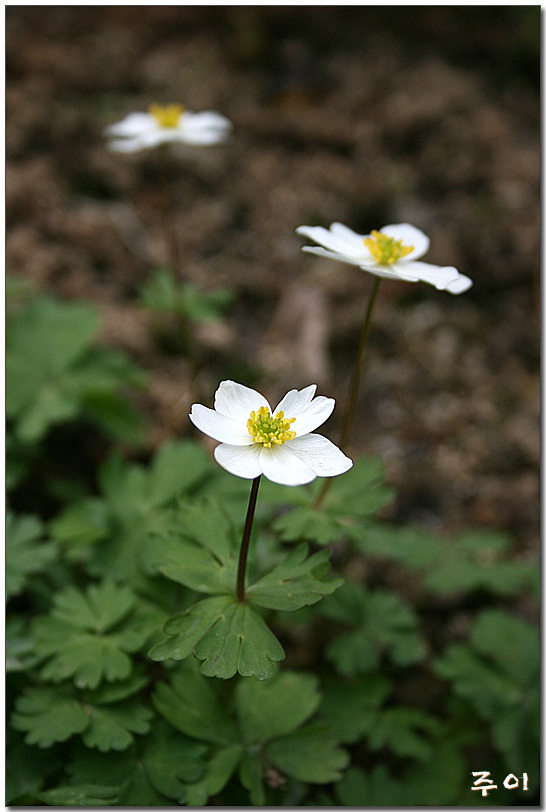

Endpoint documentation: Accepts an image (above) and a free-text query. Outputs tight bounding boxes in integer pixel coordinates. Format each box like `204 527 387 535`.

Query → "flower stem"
339 276 381 450
157 147 196 369
236 475 261 603
313 276 382 509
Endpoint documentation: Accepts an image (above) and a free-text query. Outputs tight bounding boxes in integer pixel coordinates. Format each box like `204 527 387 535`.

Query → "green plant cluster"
6 290 539 806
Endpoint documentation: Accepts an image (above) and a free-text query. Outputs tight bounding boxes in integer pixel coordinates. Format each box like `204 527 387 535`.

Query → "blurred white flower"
190 380 353 486
297 222 473 294
105 104 232 152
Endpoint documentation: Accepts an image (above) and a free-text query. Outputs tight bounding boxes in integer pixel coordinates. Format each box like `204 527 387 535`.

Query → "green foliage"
6 289 539 805
353 524 536 597
316 674 392 744
6 512 57 600
152 663 348 805
50 441 213 593
434 609 539 783
246 543 343 610
62 720 208 805
148 497 343 678
264 456 394 544
6 734 63 804
6 294 144 444
31 581 161 689
11 673 153 751
319 580 426 675
149 595 285 680
140 267 234 322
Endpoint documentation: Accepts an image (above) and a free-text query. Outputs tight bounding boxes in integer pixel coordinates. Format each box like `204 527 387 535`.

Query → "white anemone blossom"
105 104 232 152
297 222 473 294
190 380 353 486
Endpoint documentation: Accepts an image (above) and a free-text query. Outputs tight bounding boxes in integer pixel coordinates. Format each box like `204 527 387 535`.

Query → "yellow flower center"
364 230 414 265
149 104 184 128
247 406 296 448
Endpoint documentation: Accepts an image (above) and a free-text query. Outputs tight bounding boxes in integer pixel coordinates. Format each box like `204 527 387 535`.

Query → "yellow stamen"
149 103 184 128
247 406 296 448
364 229 414 265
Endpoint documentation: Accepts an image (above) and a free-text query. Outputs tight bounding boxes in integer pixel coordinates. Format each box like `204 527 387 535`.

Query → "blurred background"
6 6 539 559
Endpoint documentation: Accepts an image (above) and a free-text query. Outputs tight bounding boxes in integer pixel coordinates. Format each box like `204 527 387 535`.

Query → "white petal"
396 260 464 290
214 380 271 422
214 443 263 479
358 262 419 281
273 385 316 418
329 222 368 250
183 111 233 131
296 226 365 258
178 128 230 146
301 246 364 267
106 138 145 153
258 445 317 486
189 404 252 445
379 224 430 260
104 113 155 137
108 129 173 152
290 395 335 437
445 273 473 294
286 434 353 477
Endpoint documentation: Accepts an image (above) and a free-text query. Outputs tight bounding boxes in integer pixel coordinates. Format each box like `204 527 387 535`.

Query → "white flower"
190 380 353 486
297 222 473 294
104 104 232 152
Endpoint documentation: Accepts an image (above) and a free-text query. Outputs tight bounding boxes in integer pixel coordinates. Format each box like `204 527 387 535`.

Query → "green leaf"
37 784 119 806
32 581 158 689
316 674 392 744
143 720 208 799
335 742 467 806
320 582 426 675
334 765 409 807
434 609 539 774
11 683 152 752
6 616 43 672
148 499 238 594
11 687 89 747
90 671 150 705
6 296 144 444
81 700 153 752
184 745 243 806
354 525 535 599
66 747 166 805
140 267 234 322
55 580 136 629
65 720 207 803
150 595 285 680
6 734 62 803
6 512 57 599
239 750 265 805
272 506 346 545
366 707 441 760
246 544 343 611
152 662 238 745
266 724 349 783
235 671 321 743
193 600 285 680
270 456 394 544
49 498 110 559
82 442 213 584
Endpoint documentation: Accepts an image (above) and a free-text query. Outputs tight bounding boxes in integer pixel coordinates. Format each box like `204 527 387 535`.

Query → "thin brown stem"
236 476 261 603
313 276 382 509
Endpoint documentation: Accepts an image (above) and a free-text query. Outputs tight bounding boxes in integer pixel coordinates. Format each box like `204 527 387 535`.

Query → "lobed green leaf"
266 724 349 783
246 544 343 611
6 512 57 600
